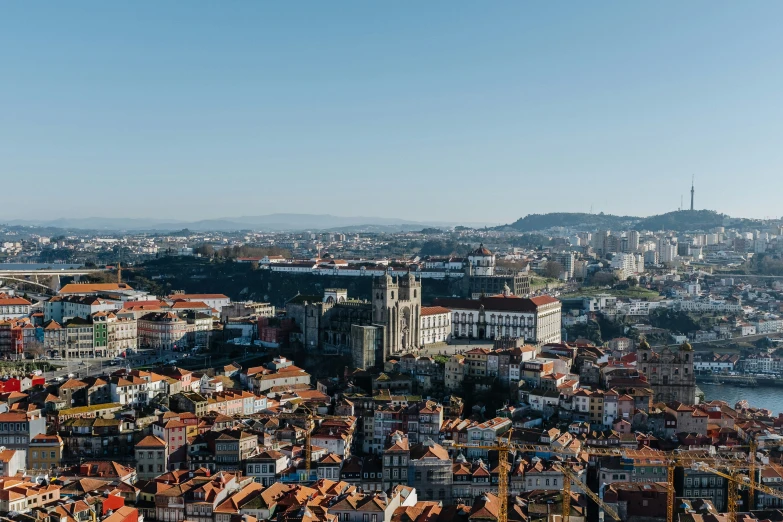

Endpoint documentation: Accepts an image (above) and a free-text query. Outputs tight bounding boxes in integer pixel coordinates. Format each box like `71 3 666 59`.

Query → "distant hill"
499 212 637 232
3 214 496 232
499 210 763 233
633 210 725 231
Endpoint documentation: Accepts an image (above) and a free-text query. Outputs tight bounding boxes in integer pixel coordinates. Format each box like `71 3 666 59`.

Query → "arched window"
391 291 395 299
414 290 417 298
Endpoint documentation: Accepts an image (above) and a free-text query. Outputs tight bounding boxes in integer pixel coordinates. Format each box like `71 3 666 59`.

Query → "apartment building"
27 434 64 471
136 435 169 479
0 412 46 450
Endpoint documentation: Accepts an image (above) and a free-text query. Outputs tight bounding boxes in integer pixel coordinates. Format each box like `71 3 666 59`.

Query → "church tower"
468 244 496 276
372 271 421 358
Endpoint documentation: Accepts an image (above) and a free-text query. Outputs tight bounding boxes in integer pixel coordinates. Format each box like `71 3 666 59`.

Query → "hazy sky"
2 2 783 224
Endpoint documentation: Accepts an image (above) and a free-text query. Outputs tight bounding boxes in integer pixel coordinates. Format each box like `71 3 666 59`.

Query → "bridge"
0 268 108 293
0 269 106 277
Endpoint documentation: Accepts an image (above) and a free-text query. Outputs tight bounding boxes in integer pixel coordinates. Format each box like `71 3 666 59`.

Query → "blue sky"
2 2 782 223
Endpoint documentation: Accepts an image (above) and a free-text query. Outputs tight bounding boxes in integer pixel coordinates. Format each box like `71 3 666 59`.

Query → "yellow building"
28 434 64 471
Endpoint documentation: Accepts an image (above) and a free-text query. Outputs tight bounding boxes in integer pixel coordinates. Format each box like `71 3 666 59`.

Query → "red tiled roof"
137 435 167 448
420 306 451 316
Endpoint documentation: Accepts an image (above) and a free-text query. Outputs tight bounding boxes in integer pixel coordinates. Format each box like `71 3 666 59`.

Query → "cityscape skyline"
3 2 783 222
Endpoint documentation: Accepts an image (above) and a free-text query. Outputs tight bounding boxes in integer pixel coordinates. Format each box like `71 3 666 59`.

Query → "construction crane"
627 451 752 522
555 463 620 522
690 461 783 522
451 430 514 522
507 443 752 522
443 439 758 522
289 404 316 480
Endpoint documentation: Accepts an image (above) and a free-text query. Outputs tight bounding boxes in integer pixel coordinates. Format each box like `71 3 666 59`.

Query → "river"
699 383 783 414
0 263 83 270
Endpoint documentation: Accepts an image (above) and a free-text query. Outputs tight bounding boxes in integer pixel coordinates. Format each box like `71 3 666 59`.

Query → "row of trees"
193 244 290 259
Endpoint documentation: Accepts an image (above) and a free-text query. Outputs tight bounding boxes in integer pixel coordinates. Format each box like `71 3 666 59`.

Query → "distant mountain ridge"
499 210 765 233
3 214 497 232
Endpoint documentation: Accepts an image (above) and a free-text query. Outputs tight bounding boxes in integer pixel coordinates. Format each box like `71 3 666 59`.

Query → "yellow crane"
690 460 783 522
555 462 621 522
442 438 758 522
451 430 514 522
508 442 753 522
291 404 316 481
628 451 753 522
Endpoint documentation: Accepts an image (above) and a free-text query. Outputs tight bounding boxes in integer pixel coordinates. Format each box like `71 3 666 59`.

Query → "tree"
194 244 215 257
419 240 468 257
25 340 45 359
591 272 616 286
543 261 564 279
626 276 639 287
649 309 700 334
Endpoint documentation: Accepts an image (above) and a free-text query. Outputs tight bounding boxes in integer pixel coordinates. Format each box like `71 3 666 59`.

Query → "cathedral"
286 272 422 366
372 271 422 357
636 338 696 404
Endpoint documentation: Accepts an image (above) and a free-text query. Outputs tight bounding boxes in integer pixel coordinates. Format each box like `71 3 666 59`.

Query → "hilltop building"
462 244 530 298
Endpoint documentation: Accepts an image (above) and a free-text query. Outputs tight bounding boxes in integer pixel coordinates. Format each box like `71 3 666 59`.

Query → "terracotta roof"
0 297 32 306
60 378 88 389
409 440 449 461
137 435 167 448
170 300 211 309
434 294 560 312
167 293 228 300
59 283 133 294
420 306 452 316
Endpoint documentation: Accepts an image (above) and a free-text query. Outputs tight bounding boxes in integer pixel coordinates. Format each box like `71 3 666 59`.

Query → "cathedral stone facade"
637 339 696 405
287 272 421 366
373 272 422 358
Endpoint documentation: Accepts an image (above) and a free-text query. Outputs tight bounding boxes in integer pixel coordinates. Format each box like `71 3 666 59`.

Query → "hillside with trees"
499 210 762 233
499 212 636 232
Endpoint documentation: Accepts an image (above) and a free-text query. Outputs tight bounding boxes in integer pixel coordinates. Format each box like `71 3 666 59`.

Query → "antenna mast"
690 174 695 211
